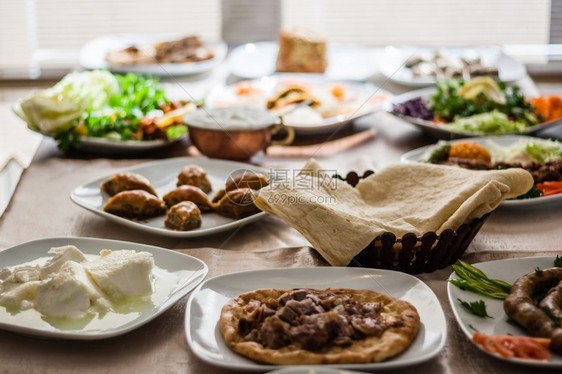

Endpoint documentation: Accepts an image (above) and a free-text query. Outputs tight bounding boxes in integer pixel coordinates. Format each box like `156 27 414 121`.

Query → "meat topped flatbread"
219 288 420 365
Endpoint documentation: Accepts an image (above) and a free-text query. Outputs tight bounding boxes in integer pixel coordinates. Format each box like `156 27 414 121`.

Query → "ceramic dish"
228 42 377 81
267 368 369 374
378 46 526 87
70 157 268 237
185 267 446 371
0 237 207 340
206 74 389 135
400 135 562 208
385 87 562 139
447 256 562 368
79 34 227 76
12 103 188 155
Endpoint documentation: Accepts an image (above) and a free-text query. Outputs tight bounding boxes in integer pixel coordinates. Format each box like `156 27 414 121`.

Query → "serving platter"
267 368 369 374
228 41 377 81
206 74 389 135
400 135 562 208
185 267 446 371
447 256 562 368
0 237 207 340
12 102 188 156
378 46 526 87
70 157 268 237
385 87 562 139
79 34 227 76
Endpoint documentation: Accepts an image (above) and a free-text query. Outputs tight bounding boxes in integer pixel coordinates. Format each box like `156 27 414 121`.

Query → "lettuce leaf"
19 70 119 134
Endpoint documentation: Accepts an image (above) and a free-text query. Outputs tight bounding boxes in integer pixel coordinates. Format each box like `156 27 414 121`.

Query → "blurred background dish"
12 70 196 154
385 84 562 139
400 135 562 207
378 46 526 87
79 34 227 76
228 41 377 81
184 106 294 160
206 74 389 135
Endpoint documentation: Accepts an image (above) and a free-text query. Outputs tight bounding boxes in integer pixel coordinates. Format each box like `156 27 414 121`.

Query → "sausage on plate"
503 268 562 354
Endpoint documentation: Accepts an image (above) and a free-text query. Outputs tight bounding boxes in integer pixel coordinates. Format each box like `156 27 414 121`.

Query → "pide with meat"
219 288 420 364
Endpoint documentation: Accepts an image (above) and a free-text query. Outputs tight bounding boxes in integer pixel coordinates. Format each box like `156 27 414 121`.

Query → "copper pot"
184 107 294 160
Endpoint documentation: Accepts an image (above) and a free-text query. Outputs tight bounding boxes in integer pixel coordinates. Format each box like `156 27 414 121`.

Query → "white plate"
0 237 207 340
400 135 562 208
70 157 268 237
447 256 562 368
206 74 390 134
12 103 187 156
378 46 526 87
229 42 378 81
267 368 369 374
385 87 562 139
79 34 227 76
185 267 446 371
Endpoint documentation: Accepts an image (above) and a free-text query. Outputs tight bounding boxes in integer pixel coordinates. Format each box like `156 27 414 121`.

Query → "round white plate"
12 103 188 155
0 237 207 340
400 135 562 208
267 368 369 374
185 267 446 371
378 46 526 87
70 157 268 237
385 87 562 139
79 34 227 76
206 74 389 135
228 42 378 81
447 256 562 368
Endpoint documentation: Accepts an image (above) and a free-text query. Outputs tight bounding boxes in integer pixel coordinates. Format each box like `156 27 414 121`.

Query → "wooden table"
0 70 561 373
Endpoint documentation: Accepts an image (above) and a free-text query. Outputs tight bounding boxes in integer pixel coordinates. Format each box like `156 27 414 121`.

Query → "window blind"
0 0 221 78
0 0 554 79
282 0 550 46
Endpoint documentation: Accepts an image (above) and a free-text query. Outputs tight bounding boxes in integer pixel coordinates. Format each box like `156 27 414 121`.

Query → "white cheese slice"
35 261 109 319
83 250 154 299
0 280 40 309
39 245 87 279
0 265 40 284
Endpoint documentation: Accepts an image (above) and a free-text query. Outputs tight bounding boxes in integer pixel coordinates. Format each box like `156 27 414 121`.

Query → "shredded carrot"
537 181 562 196
531 95 562 122
472 332 551 361
543 189 562 196
537 181 562 189
549 95 562 120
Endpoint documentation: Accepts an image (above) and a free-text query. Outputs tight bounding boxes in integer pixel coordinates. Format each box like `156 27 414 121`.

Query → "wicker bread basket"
335 170 490 274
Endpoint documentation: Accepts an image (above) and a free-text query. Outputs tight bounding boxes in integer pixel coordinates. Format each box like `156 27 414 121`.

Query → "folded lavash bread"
254 159 534 266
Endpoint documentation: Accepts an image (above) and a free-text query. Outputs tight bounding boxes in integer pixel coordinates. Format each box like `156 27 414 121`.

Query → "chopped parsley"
458 299 493 319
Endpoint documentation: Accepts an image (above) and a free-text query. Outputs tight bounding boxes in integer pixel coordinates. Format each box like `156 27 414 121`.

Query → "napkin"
0 103 42 171
254 159 534 266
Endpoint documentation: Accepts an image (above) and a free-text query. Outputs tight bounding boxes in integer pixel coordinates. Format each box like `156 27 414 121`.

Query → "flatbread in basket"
254 160 533 266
